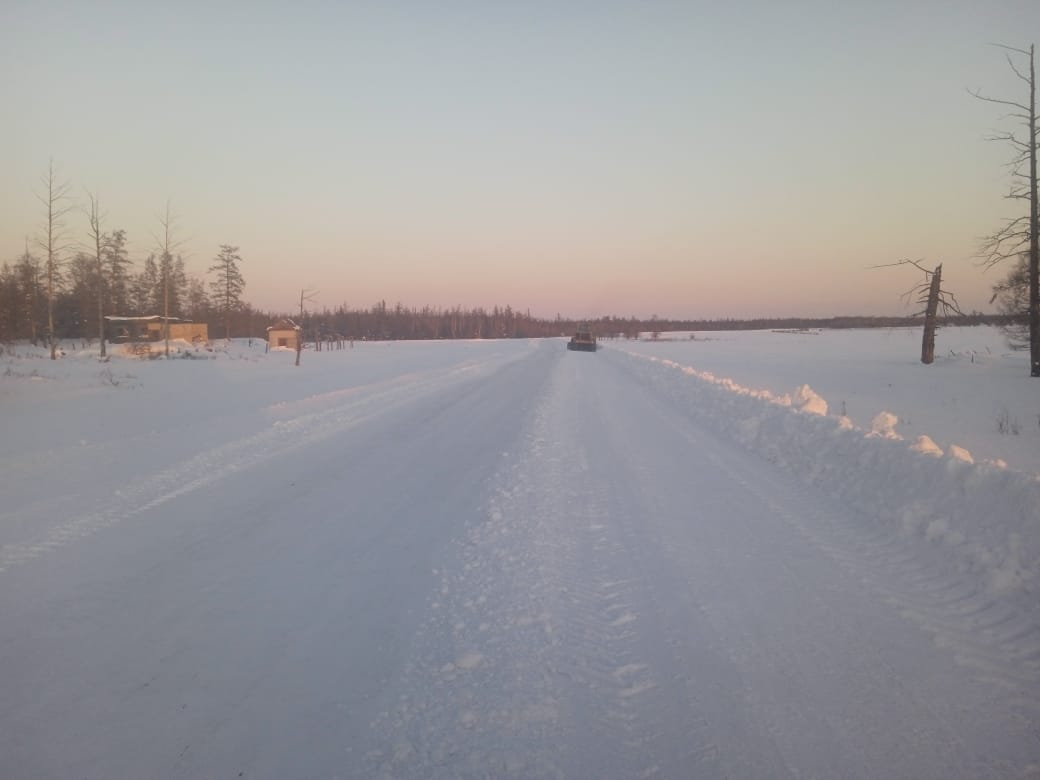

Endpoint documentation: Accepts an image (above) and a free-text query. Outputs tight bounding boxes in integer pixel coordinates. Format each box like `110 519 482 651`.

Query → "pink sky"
2 1 1036 319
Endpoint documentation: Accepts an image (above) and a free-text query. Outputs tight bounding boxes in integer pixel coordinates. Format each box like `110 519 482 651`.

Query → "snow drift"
616 350 1040 605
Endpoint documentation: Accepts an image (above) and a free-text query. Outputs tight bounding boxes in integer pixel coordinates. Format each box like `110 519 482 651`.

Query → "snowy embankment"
614 341 1040 610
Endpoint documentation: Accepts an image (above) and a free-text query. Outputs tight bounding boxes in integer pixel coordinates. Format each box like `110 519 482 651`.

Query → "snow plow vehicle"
567 324 597 352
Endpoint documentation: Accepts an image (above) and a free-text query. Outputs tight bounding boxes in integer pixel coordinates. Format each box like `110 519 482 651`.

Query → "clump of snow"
869 412 901 440
791 384 828 416
910 436 944 457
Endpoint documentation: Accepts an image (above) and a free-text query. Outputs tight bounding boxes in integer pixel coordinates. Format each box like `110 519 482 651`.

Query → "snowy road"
2 340 1038 779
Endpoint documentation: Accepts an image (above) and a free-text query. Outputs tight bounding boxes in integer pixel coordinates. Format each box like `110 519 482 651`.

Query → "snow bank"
621 352 1040 603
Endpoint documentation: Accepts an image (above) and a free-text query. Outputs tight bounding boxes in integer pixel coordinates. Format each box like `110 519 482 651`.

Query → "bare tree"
86 193 107 357
152 201 184 358
36 160 74 359
971 43 1039 376
874 259 963 364
297 288 318 366
990 252 1030 349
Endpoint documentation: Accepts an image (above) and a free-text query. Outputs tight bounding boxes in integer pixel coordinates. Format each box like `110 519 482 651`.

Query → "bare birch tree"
36 160 73 359
153 201 183 358
297 288 318 366
86 193 108 357
971 43 1039 376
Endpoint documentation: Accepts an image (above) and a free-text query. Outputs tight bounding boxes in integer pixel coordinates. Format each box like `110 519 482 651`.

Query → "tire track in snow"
694 437 1040 718
0 358 504 573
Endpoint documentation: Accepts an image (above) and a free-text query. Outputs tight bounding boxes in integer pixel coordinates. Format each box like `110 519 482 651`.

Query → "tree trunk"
921 264 942 365
1028 44 1039 376
98 253 106 359
92 198 107 359
164 265 170 358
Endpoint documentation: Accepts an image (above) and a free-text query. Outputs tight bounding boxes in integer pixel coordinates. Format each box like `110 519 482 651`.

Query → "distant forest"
271 305 1020 343
0 262 1021 346
0 236 1018 344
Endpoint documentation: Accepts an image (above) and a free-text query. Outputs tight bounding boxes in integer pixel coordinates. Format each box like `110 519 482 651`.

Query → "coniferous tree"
186 276 210 324
67 251 97 339
134 254 160 314
0 262 18 341
103 229 132 317
165 254 188 318
208 244 245 339
15 243 43 344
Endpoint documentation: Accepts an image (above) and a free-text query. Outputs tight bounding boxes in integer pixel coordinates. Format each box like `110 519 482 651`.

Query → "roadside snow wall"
618 351 1040 604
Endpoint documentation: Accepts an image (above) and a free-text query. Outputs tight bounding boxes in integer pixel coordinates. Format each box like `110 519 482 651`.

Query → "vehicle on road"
567 324 597 352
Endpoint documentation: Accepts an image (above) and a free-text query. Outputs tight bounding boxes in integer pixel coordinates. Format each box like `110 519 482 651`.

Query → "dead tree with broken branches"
874 259 963 364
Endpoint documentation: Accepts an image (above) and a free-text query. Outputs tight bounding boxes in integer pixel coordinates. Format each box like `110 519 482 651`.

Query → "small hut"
267 318 301 350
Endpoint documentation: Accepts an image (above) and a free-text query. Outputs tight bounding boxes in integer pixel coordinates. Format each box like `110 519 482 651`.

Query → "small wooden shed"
267 318 301 350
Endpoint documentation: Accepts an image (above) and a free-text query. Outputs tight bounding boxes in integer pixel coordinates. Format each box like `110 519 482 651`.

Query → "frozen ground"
0 328 1037 779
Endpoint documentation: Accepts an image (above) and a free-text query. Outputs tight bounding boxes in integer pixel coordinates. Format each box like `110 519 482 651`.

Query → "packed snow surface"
0 327 1038 779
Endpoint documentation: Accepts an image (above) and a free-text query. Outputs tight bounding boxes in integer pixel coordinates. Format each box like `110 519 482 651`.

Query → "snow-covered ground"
622 326 1040 476
1 328 1037 779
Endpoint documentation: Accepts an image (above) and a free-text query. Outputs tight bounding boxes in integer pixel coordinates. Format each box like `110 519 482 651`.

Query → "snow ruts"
364 344 1040 778
362 348 726 779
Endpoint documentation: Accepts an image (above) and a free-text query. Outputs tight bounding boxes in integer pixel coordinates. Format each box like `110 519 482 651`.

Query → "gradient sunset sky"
3 1 1038 319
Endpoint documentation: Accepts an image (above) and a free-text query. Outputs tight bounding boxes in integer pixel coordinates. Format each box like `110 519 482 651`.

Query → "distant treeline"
0 274 1019 344
621 312 1021 335
263 305 1019 343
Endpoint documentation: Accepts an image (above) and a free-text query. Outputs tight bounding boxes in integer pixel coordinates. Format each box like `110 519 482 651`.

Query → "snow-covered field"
1 327 1038 779
624 326 1040 476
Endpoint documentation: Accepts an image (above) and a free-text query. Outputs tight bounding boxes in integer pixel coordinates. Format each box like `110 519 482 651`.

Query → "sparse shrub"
997 406 1021 435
